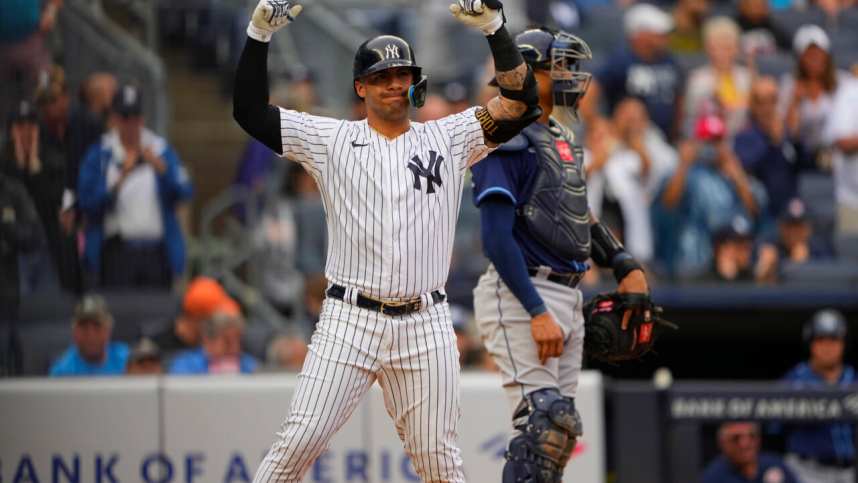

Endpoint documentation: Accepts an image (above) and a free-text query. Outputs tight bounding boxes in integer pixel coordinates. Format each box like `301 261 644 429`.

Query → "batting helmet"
803 309 848 343
353 35 428 108
494 27 592 114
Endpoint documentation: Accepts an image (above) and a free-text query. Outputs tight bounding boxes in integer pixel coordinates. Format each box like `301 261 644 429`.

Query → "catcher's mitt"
583 292 677 363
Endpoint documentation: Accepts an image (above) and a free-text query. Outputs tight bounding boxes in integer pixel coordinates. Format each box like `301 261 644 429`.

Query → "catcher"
471 27 667 483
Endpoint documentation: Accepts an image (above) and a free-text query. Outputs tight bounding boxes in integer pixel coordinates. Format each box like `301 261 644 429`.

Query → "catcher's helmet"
495 27 592 113
353 35 427 108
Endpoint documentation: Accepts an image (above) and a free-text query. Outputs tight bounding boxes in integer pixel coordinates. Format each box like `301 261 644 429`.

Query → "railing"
61 0 168 134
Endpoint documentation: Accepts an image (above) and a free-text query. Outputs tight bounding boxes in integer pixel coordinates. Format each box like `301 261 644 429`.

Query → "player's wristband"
611 253 643 284
486 26 523 72
247 23 273 43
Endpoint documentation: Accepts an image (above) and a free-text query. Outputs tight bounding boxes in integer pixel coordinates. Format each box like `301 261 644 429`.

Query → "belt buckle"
380 298 421 316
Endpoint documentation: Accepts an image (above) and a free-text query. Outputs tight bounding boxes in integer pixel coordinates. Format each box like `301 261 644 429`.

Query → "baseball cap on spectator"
183 277 229 319
624 4 674 36
714 215 753 243
803 309 847 341
8 99 38 124
216 297 242 317
129 338 161 364
113 84 143 117
73 294 113 327
793 24 830 55
779 198 809 224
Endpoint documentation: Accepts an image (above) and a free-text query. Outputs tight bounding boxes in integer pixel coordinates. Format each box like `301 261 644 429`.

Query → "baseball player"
233 1 542 481
470 27 652 483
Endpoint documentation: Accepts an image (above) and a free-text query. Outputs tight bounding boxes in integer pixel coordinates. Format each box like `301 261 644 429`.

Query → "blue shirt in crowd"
734 121 800 218
780 363 856 463
0 0 42 42
595 48 683 139
169 348 258 375
701 452 799 483
49 342 130 377
652 164 769 278
470 135 589 274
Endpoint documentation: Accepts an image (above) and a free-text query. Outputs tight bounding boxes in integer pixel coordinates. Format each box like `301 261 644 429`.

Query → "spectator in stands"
580 3 684 140
34 65 81 292
49 294 130 377
653 120 767 278
683 17 752 140
169 311 258 375
0 172 42 374
151 276 237 363
822 69 858 238
585 98 678 263
779 25 852 170
669 0 710 54
734 0 791 55
0 0 61 120
735 76 801 219
781 309 855 482
707 215 761 282
755 197 833 280
2 99 63 292
64 72 118 231
125 338 162 375
702 421 800 483
78 85 193 288
416 94 453 123
265 333 308 372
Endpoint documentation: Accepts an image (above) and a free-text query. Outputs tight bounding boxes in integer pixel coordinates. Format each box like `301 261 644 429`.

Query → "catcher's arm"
589 210 650 329
449 0 541 147
233 0 302 153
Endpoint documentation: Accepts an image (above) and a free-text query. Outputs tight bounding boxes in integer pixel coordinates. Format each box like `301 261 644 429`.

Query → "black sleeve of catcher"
589 222 643 283
233 37 283 154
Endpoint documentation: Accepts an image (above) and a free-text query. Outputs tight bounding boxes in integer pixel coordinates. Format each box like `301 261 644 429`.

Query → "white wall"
0 372 604 483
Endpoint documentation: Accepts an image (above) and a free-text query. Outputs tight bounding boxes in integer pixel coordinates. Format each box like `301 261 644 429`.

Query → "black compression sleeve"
233 37 283 153
590 222 643 282
486 26 524 72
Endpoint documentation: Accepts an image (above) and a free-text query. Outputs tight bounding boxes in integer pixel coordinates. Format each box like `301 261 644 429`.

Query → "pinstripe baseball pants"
253 296 465 482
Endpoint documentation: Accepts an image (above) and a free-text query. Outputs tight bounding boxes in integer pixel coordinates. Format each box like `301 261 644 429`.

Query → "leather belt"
527 268 585 288
326 284 445 316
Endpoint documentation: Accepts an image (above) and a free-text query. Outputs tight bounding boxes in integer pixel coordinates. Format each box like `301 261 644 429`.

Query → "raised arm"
233 0 303 153
450 0 541 147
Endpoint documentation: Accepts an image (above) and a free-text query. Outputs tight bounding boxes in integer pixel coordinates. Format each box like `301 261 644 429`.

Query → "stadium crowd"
1 0 857 480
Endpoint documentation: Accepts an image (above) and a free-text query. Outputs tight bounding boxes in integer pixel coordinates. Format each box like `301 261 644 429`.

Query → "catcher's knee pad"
502 389 583 483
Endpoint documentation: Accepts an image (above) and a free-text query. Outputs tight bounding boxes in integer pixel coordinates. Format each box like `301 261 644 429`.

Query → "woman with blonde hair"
682 16 752 140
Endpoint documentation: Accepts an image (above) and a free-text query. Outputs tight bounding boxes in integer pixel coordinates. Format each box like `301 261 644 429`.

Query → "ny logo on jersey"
385 44 400 59
407 150 444 194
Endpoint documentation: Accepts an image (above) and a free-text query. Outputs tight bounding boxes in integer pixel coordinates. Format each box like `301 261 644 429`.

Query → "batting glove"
247 0 303 43
449 0 505 36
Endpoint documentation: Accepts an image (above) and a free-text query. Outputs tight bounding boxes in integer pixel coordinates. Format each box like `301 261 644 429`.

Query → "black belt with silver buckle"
326 284 445 316
527 268 585 288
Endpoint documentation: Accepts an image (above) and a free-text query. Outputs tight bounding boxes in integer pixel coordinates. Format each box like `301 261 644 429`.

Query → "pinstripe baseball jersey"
277 105 492 299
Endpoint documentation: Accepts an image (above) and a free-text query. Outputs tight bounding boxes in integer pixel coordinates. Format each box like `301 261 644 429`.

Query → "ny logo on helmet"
407 150 444 194
385 44 400 59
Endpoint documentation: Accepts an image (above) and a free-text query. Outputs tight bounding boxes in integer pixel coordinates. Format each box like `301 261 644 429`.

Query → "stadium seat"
781 260 858 286
771 8 826 40
18 322 73 376
835 234 858 261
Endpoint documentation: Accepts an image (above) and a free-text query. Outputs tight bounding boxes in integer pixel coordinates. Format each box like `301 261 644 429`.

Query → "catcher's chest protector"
518 121 591 262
